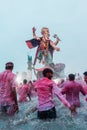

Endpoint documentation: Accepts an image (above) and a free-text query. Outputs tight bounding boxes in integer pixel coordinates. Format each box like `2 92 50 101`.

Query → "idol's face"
42 28 50 38
44 29 50 37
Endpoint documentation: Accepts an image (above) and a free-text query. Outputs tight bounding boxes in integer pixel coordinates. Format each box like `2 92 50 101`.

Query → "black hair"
68 74 75 81
83 71 87 76
5 66 13 70
43 68 53 77
5 62 14 70
23 79 27 84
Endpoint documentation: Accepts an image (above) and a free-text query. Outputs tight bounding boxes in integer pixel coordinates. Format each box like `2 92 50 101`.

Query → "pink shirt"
61 80 85 107
35 77 70 111
18 84 29 102
28 82 36 96
0 70 18 106
82 81 87 94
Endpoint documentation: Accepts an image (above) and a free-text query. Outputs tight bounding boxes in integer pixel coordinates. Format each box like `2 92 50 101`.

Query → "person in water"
18 79 30 102
0 62 19 115
82 72 87 101
61 73 86 115
34 68 72 119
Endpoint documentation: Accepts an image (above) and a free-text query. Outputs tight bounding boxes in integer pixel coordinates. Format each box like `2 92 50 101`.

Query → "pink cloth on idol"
18 84 29 102
61 80 85 107
0 70 17 106
34 77 70 111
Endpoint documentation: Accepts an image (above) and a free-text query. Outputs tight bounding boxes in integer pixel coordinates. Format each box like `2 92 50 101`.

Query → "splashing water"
0 95 87 130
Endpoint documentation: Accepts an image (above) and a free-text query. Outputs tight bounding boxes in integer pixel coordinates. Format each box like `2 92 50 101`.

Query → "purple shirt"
61 80 85 107
35 77 70 111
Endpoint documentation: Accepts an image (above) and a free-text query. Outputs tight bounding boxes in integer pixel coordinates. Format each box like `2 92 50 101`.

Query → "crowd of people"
0 62 87 120
0 27 86 124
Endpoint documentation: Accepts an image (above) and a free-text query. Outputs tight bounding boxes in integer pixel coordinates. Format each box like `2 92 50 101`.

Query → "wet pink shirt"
0 70 18 106
61 80 85 107
18 84 29 102
35 77 70 111
28 82 36 97
80 80 87 94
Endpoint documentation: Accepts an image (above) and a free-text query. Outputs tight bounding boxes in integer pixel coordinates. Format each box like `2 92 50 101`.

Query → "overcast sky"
0 0 87 77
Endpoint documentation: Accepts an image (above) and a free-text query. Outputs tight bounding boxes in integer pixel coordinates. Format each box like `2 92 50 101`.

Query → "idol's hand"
53 34 61 41
32 27 36 33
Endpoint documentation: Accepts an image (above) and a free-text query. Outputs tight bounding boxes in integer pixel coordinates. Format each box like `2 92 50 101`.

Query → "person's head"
41 27 50 38
23 79 27 84
43 68 53 79
5 62 14 70
61 79 65 84
83 71 87 83
68 74 75 81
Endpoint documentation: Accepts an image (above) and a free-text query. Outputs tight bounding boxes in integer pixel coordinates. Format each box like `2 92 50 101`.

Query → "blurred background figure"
18 79 30 102
0 62 19 115
28 80 37 98
83 72 87 101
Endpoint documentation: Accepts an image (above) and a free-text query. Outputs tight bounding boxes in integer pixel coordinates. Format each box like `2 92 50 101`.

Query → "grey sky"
0 0 87 76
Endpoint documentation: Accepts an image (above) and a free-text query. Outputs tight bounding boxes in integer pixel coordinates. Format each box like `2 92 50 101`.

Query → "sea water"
0 95 87 130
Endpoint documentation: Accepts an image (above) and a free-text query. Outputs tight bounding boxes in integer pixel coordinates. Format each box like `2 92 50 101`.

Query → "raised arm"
50 40 60 51
32 27 40 40
52 84 71 109
53 34 61 45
